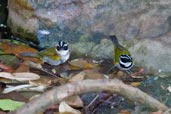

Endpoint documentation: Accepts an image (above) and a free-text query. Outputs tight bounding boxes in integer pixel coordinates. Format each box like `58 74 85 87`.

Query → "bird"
108 35 134 73
20 40 71 66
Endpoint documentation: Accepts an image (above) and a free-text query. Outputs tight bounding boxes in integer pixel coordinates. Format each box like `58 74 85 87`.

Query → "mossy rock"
7 19 38 43
17 0 34 10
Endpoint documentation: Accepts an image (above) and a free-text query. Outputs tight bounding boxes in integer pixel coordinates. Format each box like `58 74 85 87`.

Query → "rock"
91 38 113 59
70 42 95 58
139 9 171 39
130 39 171 72
8 0 38 42
6 0 171 72
7 0 149 44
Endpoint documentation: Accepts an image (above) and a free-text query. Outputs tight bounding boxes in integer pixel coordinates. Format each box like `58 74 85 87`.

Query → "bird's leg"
106 65 116 74
125 70 132 74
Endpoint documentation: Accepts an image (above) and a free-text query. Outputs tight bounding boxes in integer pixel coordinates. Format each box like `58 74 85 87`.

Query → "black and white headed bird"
21 40 71 66
109 35 134 72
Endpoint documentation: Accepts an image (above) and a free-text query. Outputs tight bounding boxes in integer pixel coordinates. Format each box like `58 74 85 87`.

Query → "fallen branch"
9 79 168 114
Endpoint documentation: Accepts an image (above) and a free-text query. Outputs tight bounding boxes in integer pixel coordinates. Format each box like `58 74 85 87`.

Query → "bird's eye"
56 46 61 50
120 57 129 63
63 46 68 50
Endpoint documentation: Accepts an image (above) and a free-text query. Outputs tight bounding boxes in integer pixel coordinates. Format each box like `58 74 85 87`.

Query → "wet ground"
0 39 171 114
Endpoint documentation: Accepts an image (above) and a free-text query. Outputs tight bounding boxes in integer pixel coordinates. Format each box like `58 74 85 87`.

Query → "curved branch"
9 79 168 114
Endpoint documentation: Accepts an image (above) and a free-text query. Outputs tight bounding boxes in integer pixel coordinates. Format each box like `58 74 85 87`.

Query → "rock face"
7 0 171 72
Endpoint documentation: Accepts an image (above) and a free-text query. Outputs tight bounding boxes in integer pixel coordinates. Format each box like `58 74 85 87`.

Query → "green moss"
7 19 38 43
15 27 38 43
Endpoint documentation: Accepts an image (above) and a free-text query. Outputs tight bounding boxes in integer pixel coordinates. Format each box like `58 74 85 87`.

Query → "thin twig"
29 61 58 77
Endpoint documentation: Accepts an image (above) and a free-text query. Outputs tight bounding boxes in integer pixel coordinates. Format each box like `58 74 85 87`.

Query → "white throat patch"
56 49 70 62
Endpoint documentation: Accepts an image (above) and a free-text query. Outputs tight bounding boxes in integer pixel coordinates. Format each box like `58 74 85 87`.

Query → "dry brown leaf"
117 71 124 77
69 72 85 82
59 101 81 114
1 43 41 63
15 61 30 72
120 110 130 114
67 65 82 71
84 70 104 79
1 43 37 57
68 59 98 69
130 82 141 87
0 78 12 83
29 77 52 86
150 111 163 114
64 96 83 108
0 72 40 81
0 63 14 73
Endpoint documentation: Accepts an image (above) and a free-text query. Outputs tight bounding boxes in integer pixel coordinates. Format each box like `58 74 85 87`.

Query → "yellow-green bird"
110 35 134 71
21 41 71 66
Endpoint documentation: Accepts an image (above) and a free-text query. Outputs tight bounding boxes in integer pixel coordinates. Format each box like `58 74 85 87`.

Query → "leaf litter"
0 39 170 114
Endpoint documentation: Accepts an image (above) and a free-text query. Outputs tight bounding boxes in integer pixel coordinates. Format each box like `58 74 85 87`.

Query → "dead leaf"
0 78 12 83
67 65 82 70
0 63 14 72
167 86 171 92
16 85 46 92
28 61 43 70
1 43 37 57
0 91 28 103
0 54 22 72
129 68 145 78
3 84 33 94
29 77 52 86
3 84 47 94
15 61 30 72
150 111 163 114
120 110 130 114
59 101 81 114
1 43 41 63
130 82 141 87
68 59 98 69
84 70 104 79
117 71 124 77
69 72 85 82
52 78 69 86
64 96 83 108
0 72 40 81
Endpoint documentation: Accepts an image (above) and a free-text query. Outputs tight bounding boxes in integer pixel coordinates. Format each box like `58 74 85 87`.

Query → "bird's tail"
109 35 120 46
20 52 39 58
